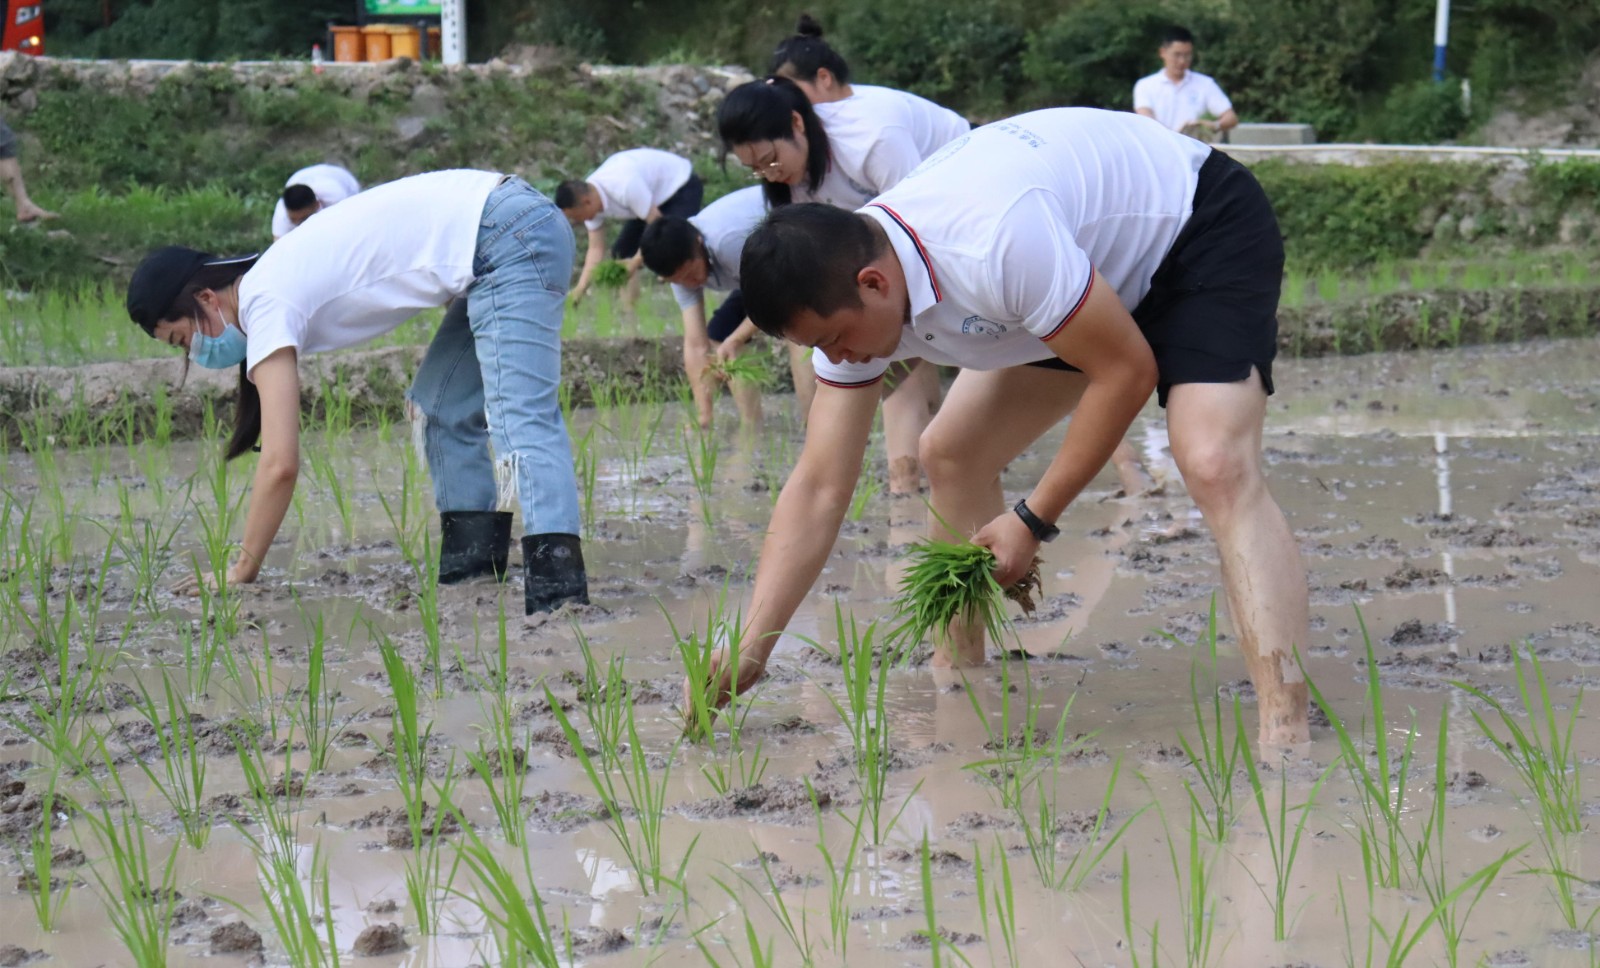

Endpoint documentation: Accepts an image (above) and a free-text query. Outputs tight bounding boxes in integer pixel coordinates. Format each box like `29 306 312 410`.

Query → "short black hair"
639 217 702 277
554 180 591 211
1161 26 1196 46
717 77 830 210
770 14 852 85
739 204 883 338
282 183 317 212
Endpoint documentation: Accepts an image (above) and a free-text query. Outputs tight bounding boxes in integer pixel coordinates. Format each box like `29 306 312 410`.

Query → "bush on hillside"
833 0 1026 113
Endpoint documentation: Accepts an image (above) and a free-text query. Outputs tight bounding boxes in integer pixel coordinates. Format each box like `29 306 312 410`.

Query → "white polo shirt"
1132 69 1233 132
240 169 504 379
670 186 767 308
270 163 362 239
799 84 970 210
584 148 694 230
809 109 1210 389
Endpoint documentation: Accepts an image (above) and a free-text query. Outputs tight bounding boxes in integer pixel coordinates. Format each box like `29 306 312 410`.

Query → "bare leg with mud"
883 360 943 494
919 367 1086 666
1165 372 1311 747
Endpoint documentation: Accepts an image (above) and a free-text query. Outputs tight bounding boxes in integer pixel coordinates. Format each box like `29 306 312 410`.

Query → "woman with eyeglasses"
717 61 966 495
124 169 590 617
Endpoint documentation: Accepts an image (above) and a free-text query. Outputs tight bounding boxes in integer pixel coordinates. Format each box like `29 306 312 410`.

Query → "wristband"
1013 499 1060 543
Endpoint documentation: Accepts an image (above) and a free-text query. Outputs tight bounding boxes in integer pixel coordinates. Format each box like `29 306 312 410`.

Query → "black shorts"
707 288 745 342
611 173 706 259
1025 150 1283 408
0 119 18 161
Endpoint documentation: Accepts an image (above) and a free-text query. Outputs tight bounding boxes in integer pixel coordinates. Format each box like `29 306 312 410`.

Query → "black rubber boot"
522 533 589 615
437 511 512 585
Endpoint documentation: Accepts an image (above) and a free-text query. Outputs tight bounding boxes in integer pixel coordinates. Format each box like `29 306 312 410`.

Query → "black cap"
126 246 258 333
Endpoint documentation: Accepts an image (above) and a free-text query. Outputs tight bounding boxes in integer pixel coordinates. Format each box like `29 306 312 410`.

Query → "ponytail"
717 76 830 209
224 361 261 461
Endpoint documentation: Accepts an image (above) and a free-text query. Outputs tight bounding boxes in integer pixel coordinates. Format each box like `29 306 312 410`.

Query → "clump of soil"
1386 618 1461 648
899 927 983 949
569 925 631 956
0 945 45 967
353 923 408 956
210 921 264 954
677 778 830 825
527 789 612 833
882 846 971 875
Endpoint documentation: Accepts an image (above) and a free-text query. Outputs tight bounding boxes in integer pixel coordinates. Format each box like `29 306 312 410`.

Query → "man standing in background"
1134 27 1238 141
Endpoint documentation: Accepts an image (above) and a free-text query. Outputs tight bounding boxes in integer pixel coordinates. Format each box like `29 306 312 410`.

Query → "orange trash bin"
388 25 421 60
361 24 392 61
330 26 362 63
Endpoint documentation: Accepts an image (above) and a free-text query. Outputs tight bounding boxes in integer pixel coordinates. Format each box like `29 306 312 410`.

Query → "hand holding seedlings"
971 510 1044 587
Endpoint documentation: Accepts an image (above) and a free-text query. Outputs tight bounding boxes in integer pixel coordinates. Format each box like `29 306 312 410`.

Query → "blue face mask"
189 319 248 370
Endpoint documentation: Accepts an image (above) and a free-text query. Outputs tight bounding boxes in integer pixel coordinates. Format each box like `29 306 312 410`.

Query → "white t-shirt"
240 169 504 379
1132 70 1233 132
800 84 970 209
584 148 694 231
670 186 768 308
270 164 362 239
809 109 1210 389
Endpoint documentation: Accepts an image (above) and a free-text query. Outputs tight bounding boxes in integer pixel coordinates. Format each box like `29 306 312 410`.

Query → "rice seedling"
286 603 343 774
1454 646 1583 835
574 422 600 533
102 479 186 615
303 441 357 541
812 785 866 956
705 350 772 389
1410 707 1526 965
973 838 1020 968
1169 597 1247 842
466 605 534 845
229 735 341 968
16 599 115 774
1303 612 1421 889
1454 646 1585 926
915 831 973 968
1236 739 1337 941
24 765 72 932
1154 793 1226 967
813 605 916 843
77 802 182 968
682 424 720 526
670 594 771 794
125 669 213 849
1120 850 1163 968
846 470 881 522
717 851 819 967
452 819 566 968
547 633 692 896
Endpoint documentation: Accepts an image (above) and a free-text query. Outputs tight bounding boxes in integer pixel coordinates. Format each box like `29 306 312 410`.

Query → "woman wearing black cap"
126 169 589 616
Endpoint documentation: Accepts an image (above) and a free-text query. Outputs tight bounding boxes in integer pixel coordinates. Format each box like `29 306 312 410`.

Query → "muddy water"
2 338 1599 967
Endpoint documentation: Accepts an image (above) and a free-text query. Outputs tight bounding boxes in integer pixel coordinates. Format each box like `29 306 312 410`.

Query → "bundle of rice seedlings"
592 260 629 288
891 539 1042 650
704 351 772 387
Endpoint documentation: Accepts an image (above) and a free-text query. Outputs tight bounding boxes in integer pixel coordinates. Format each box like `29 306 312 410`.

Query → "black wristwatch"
1013 499 1060 543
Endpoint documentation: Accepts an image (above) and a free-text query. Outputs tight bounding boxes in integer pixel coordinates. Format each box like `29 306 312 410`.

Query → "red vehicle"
3 1 43 55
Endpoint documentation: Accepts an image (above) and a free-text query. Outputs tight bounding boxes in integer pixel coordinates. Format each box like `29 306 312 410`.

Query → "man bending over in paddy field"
686 107 1312 747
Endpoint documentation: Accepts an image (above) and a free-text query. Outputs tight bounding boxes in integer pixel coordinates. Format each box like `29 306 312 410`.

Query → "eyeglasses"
742 148 785 180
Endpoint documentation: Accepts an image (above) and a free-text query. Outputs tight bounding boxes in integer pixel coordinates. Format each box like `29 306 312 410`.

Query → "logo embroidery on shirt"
961 315 1008 339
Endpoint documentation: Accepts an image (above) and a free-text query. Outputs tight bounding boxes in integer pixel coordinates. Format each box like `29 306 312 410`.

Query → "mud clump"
883 846 971 875
210 921 264 954
0 945 45 967
527 789 612 833
569 925 631 956
678 778 830 825
353 923 408 956
899 927 983 949
1384 561 1448 590
1385 618 1461 648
